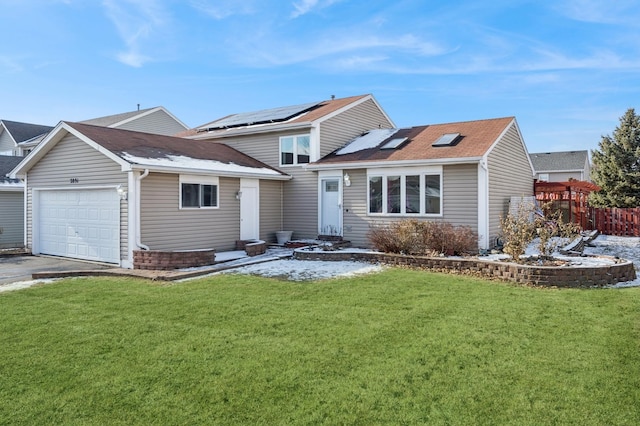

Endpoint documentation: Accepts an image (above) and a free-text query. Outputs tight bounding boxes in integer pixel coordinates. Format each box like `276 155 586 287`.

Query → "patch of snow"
218 258 385 281
335 128 399 155
120 153 282 176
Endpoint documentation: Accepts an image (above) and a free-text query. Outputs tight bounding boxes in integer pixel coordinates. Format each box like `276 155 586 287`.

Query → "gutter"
136 169 150 250
305 156 484 171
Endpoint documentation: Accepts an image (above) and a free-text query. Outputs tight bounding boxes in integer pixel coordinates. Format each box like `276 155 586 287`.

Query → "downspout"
136 169 150 250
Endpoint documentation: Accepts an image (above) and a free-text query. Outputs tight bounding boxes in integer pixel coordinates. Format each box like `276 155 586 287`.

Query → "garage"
37 188 120 264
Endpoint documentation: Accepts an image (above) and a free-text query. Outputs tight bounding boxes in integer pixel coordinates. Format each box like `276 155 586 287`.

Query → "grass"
1 268 639 425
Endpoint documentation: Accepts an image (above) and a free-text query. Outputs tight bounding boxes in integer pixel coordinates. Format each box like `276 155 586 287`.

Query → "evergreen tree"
590 108 640 207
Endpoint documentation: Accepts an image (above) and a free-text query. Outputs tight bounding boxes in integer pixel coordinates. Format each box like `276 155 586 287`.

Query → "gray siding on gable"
0 131 15 154
319 98 394 156
25 134 128 258
259 180 283 243
139 173 240 252
116 110 187 136
342 164 479 248
0 192 24 248
487 123 534 244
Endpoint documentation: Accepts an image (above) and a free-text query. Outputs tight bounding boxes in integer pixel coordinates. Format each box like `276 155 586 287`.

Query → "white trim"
128 164 291 180
306 156 484 171
477 160 489 250
279 133 311 167
240 178 260 240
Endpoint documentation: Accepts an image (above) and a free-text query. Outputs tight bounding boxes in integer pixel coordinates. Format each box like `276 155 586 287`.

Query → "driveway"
0 255 115 286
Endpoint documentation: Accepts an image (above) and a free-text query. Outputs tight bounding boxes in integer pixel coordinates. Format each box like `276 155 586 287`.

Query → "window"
179 175 219 209
280 135 310 165
538 173 549 182
368 171 442 216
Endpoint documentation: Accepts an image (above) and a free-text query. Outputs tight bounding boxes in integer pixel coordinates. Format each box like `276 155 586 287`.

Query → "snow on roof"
120 153 282 176
335 128 399 155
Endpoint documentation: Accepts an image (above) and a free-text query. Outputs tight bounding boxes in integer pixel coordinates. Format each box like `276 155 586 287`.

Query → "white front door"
240 179 259 240
37 188 120 263
320 178 341 236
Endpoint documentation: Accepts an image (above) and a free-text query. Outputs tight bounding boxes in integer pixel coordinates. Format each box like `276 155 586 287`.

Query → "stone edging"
293 250 636 288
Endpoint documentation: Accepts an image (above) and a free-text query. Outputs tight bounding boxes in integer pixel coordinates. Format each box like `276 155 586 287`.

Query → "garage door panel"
38 189 120 264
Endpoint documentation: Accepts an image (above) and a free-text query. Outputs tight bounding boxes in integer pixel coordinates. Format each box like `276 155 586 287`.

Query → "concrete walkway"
27 248 294 282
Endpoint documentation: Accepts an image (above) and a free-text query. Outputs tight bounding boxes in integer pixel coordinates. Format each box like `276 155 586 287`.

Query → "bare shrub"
535 202 583 258
368 220 478 256
500 201 537 263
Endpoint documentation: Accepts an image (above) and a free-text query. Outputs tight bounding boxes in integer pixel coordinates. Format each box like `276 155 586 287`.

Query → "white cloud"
555 0 639 24
0 56 23 73
291 0 341 18
101 0 168 67
190 0 255 20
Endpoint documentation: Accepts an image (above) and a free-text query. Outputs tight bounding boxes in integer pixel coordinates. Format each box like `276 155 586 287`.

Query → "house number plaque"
70 178 79 183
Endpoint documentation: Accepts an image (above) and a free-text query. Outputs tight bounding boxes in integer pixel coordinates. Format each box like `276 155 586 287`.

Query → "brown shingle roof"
313 117 515 165
65 122 286 175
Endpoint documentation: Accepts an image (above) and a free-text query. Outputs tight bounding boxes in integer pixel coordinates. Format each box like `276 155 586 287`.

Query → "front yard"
1 269 639 425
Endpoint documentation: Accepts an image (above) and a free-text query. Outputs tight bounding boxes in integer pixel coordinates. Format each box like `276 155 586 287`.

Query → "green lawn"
1 269 639 425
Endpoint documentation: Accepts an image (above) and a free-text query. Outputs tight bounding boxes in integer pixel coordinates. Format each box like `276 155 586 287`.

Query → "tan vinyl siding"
25 134 128 258
211 130 304 166
0 192 24 248
342 164 478 248
319 98 394 156
0 131 15 154
259 180 283 243
487 123 534 244
281 167 318 239
139 173 240 251
115 110 187 136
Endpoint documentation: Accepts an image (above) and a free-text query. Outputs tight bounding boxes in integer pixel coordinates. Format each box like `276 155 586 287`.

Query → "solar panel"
432 133 461 147
200 101 321 130
380 137 408 149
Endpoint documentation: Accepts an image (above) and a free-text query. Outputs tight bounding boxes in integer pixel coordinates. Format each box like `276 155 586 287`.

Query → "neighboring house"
306 117 535 249
0 120 54 156
11 122 290 267
185 94 396 240
0 155 25 248
80 106 189 136
529 150 591 182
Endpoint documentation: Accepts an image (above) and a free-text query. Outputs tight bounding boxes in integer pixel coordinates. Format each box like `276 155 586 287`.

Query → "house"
0 155 25 248
11 122 290 268
79 105 189 136
529 150 591 182
185 94 396 240
0 120 54 156
306 117 535 249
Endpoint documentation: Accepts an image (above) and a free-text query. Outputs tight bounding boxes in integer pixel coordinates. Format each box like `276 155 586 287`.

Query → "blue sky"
1 0 639 154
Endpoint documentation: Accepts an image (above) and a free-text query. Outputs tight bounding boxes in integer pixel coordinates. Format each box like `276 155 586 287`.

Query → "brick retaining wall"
294 250 636 288
134 249 216 270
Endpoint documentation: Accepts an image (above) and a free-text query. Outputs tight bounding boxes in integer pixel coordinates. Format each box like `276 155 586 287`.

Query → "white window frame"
366 166 443 217
179 175 219 209
279 134 311 166
538 173 549 182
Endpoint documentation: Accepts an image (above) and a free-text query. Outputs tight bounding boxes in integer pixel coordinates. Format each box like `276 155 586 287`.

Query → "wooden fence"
589 207 640 236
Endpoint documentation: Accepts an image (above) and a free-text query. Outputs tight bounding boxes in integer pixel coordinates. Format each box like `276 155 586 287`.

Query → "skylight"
380 137 408 150
432 133 461 147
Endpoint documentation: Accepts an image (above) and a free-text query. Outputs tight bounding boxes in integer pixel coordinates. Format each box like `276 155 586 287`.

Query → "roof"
181 94 390 139
80 107 158 127
309 116 516 167
529 150 589 172
1 120 53 143
0 155 24 184
55 122 289 179
80 106 189 131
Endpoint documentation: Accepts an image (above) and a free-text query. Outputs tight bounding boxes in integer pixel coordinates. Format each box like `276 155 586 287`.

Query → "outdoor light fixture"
116 184 128 200
343 173 351 187
235 191 242 200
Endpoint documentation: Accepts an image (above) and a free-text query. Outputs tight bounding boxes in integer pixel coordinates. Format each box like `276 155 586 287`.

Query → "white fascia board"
0 183 24 192
305 156 483 171
129 165 292 180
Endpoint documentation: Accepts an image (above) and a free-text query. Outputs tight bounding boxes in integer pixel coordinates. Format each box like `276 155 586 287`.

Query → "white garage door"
38 189 120 264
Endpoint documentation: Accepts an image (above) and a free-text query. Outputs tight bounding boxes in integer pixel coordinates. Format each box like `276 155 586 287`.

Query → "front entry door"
320 178 341 236
240 179 259 240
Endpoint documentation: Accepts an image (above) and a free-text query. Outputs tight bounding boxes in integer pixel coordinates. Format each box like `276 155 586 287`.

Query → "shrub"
500 201 537 263
535 203 582 258
368 220 478 256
